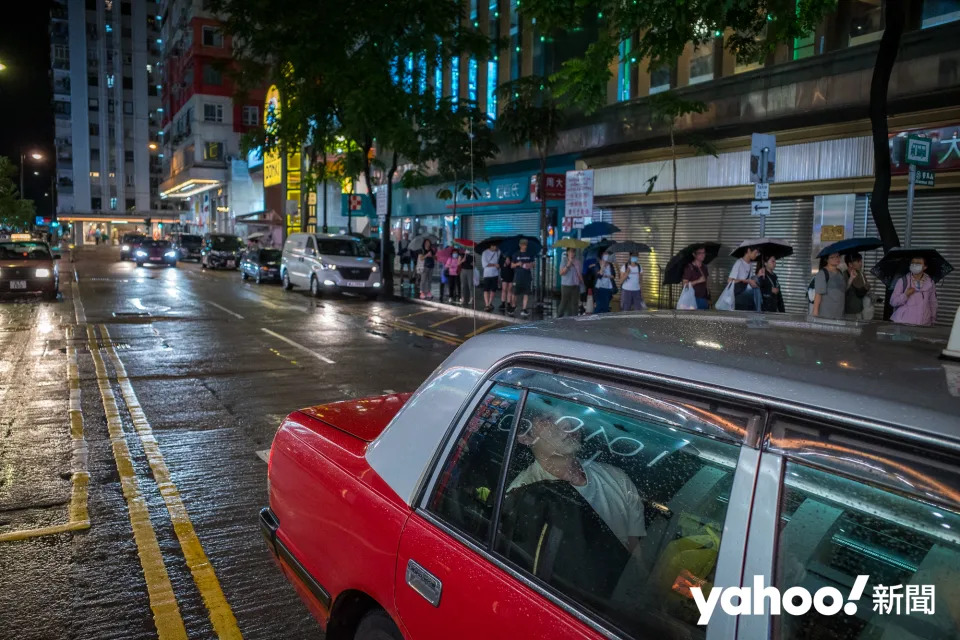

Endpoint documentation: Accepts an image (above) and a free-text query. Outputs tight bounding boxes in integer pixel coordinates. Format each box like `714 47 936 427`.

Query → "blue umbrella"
818 237 883 257
580 221 620 238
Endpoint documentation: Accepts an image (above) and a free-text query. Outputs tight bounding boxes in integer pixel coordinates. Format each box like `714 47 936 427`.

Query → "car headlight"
36 268 51 278
135 250 147 257
371 265 379 272
319 262 337 271
165 250 177 258
122 244 130 251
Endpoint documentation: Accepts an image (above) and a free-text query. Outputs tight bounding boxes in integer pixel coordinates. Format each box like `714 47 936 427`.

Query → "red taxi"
0 237 60 300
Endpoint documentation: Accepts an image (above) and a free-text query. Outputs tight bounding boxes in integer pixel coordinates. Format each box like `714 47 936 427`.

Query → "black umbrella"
475 236 508 253
662 241 722 285
583 240 614 260
731 238 793 259
606 241 652 254
870 247 954 286
818 237 883 257
499 235 543 256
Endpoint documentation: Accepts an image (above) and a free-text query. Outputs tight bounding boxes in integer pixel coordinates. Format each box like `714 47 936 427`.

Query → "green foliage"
521 0 837 113
0 156 35 230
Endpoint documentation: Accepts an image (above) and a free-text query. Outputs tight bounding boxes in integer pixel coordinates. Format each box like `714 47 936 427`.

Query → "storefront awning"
235 210 283 226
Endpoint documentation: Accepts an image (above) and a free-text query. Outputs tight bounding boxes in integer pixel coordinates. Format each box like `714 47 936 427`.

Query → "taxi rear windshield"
0 242 52 260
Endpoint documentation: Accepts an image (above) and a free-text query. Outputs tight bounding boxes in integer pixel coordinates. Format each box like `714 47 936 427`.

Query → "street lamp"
148 142 158 150
20 150 44 199
0 62 6 72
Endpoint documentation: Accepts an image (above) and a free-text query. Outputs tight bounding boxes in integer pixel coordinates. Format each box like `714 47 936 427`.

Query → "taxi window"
428 385 521 545
494 390 740 639
776 462 960 640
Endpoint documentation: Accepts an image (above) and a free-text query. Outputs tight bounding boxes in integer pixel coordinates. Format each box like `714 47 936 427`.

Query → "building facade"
157 0 264 235
50 0 167 241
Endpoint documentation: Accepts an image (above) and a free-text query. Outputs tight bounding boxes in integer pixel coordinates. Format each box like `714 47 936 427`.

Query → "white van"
281 233 382 298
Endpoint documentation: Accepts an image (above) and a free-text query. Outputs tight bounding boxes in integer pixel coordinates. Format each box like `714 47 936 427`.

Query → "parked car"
280 233 381 298
240 248 282 284
201 233 244 270
133 239 178 267
172 233 203 261
0 239 60 300
120 233 146 261
261 312 960 640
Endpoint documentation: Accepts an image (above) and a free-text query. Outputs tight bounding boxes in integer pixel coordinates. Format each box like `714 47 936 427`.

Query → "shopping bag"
861 295 875 321
715 283 736 311
676 285 697 310
473 268 480 287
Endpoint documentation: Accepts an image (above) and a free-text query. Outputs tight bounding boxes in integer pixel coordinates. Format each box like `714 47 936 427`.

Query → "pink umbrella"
436 247 454 263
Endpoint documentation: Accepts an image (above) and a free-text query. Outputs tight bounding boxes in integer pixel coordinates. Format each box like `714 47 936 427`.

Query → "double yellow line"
89 324 242 639
0 326 90 542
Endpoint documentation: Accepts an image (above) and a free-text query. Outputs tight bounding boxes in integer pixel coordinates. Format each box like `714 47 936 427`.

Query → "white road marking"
71 282 86 324
130 298 147 311
436 330 460 337
261 328 335 364
255 449 270 463
208 302 244 320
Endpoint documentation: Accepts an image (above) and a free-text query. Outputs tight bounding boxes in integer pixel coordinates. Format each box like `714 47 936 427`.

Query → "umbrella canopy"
453 238 476 248
475 236 508 253
499 235 543 256
606 241 652 254
870 247 954 285
584 240 614 260
408 234 439 252
818 237 883 257
246 232 265 241
554 237 590 250
436 246 456 262
662 241 723 285
731 238 793 259
580 221 620 238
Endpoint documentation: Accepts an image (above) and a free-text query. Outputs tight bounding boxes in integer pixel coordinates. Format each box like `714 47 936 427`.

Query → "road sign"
376 190 388 221
754 183 769 200
750 133 777 183
564 170 594 219
906 135 932 166
751 200 771 216
916 168 935 187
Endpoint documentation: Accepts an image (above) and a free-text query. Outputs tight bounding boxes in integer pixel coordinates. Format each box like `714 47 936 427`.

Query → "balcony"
53 78 71 95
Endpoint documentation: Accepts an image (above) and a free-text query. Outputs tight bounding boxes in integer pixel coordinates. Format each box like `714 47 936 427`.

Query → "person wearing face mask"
891 257 938 326
458 249 475 307
558 248 583 317
444 249 462 303
812 252 848 319
681 246 711 310
728 247 762 311
593 251 619 313
618 253 645 311
756 255 785 313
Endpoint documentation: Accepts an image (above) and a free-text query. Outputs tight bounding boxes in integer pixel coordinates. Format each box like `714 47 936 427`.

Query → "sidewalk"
394 272 559 322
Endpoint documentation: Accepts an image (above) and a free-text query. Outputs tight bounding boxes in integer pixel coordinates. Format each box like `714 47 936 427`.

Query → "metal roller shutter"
854 190 960 326
764 198 815 314
463 210 540 243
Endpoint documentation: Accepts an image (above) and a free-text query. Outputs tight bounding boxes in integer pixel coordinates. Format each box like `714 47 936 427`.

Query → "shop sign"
530 173 566 201
891 125 960 174
565 170 594 219
263 85 283 187
439 178 525 209
905 135 932 166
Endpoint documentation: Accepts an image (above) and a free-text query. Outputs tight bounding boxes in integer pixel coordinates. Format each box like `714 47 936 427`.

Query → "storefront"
589 115 960 324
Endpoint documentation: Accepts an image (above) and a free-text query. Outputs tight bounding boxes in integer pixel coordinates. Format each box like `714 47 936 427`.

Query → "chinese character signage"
565 170 594 219
890 125 960 175
530 173 566 202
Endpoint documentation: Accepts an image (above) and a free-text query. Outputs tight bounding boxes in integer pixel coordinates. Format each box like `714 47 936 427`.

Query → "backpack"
807 269 829 303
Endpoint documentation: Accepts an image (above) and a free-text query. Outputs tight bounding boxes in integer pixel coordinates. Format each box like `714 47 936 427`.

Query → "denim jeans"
594 288 613 313
696 297 710 310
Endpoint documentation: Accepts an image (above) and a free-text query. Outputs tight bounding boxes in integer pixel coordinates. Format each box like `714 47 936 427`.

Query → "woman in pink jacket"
890 256 938 326
444 250 462 303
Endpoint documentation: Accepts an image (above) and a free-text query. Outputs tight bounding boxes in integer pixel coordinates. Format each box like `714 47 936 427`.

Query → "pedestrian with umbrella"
815 238 882 320
608 241 650 312
756 254 785 313
873 248 953 326
580 221 621 238
812 251 848 319
479 238 502 312
593 248 619 313
679 244 717 310
511 238 537 318
727 239 792 312
557 243 585 317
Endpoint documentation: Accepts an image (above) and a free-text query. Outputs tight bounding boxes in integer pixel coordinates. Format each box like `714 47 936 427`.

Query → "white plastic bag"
676 285 697 310
473 267 480 287
861 295 875 321
715 282 736 311
585 291 595 314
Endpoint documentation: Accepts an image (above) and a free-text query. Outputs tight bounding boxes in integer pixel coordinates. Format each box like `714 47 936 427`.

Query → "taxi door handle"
405 559 442 607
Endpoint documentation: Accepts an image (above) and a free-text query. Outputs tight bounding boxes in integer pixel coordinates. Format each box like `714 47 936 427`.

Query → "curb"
398 295 527 324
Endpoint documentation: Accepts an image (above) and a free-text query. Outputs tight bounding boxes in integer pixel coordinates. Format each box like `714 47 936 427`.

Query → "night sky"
1 2 55 217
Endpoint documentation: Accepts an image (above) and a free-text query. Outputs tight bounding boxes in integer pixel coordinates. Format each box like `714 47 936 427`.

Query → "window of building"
121 27 131 38
617 38 633 101
121 1 131 15
467 58 478 104
203 103 224 123
776 461 960 639
922 0 960 27
108 100 116 114
88 75 98 86
148 85 158 96
85 0 96 9
90 171 100 179
649 65 671 94
124 101 133 115
203 141 223 161
123 52 132 65
89 98 99 111
450 57 459 103
53 45 69 62
91 149 100 162
125 198 135 210
509 0 522 81
202 26 224 47
486 59 498 120
89 124 99 136
241 105 258 126
202 64 222 86
486 0 499 119
91 197 102 210
125 174 135 187
110 197 118 210
689 43 714 85
124 150 134 162
849 0 885 45
105 24 113 33
123 76 132 90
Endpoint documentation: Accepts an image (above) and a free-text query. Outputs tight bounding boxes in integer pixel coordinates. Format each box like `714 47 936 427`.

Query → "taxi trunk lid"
296 393 411 442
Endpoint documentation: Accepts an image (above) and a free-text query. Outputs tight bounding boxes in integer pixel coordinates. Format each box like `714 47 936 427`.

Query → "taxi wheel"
282 272 293 290
241 271 248 281
255 272 263 284
354 609 402 640
310 276 323 298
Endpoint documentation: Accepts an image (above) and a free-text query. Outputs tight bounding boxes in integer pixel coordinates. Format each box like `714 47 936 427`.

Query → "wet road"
0 246 507 639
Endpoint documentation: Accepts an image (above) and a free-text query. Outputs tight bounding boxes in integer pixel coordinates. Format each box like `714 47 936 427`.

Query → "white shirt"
596 263 615 289
622 264 642 291
728 258 754 284
508 459 646 548
481 249 501 278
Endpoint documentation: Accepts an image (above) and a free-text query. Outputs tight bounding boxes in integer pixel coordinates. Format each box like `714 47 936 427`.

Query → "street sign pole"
759 147 769 236
906 163 916 247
